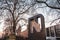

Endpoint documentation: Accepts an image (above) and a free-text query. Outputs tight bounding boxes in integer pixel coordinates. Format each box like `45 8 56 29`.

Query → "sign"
28 14 46 40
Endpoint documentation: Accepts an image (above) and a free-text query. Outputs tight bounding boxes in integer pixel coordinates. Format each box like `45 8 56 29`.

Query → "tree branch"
16 18 27 26
57 0 60 4
50 17 60 25
36 1 60 9
5 0 10 8
13 0 18 13
16 3 36 21
0 7 12 13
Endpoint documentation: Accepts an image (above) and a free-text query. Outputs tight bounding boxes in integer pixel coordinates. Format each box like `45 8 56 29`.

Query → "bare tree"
0 0 36 36
0 0 60 37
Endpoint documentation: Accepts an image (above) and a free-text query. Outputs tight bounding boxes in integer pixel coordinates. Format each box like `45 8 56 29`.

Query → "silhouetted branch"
50 17 60 25
36 0 60 9
16 3 36 21
13 0 18 13
57 0 60 4
5 0 10 8
0 7 12 13
16 18 27 25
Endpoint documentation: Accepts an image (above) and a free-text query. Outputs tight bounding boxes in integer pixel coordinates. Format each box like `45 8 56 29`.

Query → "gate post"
28 14 46 40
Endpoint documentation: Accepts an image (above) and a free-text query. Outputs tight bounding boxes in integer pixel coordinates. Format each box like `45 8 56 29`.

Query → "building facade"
46 24 60 40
